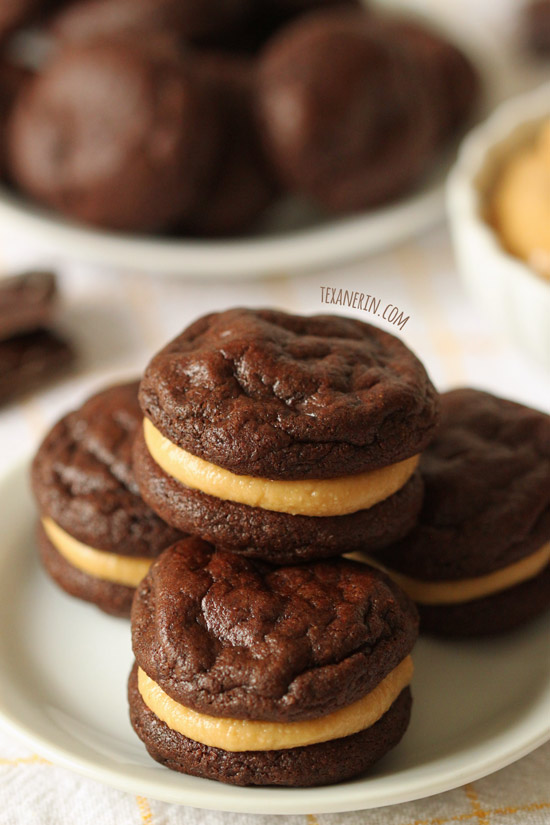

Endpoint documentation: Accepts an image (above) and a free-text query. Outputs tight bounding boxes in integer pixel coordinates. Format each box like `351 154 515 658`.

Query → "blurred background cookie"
0 57 32 178
0 0 481 237
256 9 439 212
183 52 277 236
48 0 253 46
7 38 222 232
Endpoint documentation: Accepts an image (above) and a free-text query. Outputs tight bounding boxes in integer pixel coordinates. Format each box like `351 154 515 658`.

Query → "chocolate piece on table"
0 327 74 405
0 271 57 340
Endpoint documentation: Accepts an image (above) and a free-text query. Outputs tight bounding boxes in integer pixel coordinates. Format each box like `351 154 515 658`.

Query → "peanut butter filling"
137 655 413 752
42 516 153 588
143 418 419 517
491 119 550 280
350 542 550 605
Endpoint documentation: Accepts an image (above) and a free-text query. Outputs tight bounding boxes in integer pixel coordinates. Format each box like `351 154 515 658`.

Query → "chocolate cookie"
0 59 32 178
7 39 221 232
139 308 439 479
37 523 136 617
32 381 183 616
129 663 412 786
416 566 550 637
49 0 252 44
0 0 42 40
524 0 550 55
369 388 550 636
389 18 479 141
256 9 437 212
184 53 276 236
133 424 424 563
0 271 57 340
0 327 73 405
129 537 418 785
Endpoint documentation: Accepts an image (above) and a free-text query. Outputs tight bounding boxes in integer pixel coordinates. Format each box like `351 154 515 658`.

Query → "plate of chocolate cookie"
0 308 549 812
0 0 505 277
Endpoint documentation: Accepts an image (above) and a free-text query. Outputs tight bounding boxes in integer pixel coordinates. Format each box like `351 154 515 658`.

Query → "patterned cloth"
0 735 549 825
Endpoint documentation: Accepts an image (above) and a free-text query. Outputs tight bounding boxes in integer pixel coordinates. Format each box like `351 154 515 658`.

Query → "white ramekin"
447 82 550 370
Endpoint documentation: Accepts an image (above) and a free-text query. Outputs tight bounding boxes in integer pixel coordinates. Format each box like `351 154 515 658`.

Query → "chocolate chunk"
0 327 73 405
0 271 57 340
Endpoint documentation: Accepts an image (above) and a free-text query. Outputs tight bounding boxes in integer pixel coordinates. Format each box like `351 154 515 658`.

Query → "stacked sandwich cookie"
133 308 440 564
32 382 184 616
126 307 440 785
128 537 418 786
361 389 550 636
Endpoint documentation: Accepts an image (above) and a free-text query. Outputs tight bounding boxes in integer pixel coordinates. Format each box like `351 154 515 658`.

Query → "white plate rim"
0 457 549 814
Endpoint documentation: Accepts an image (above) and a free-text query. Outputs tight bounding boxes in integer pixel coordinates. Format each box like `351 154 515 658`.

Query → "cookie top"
7 39 221 232
256 10 437 212
374 389 550 580
131 537 418 721
32 381 183 557
139 308 439 479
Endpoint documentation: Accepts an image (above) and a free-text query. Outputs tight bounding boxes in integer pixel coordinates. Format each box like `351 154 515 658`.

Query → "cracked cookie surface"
32 381 183 556
131 537 418 721
139 308 439 479
374 388 550 580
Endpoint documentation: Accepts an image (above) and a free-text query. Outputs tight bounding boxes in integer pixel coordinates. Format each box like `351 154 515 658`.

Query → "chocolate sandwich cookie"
49 0 252 44
134 308 437 563
32 382 183 616
7 39 221 232
184 53 276 236
256 9 436 212
129 538 418 786
364 389 550 636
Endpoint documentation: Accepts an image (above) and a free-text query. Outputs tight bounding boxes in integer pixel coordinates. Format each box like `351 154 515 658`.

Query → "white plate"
0 460 549 814
0 0 507 279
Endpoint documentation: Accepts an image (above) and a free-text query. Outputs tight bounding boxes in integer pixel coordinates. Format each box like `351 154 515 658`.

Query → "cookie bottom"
128 662 412 787
418 564 550 637
133 428 423 564
37 522 135 617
